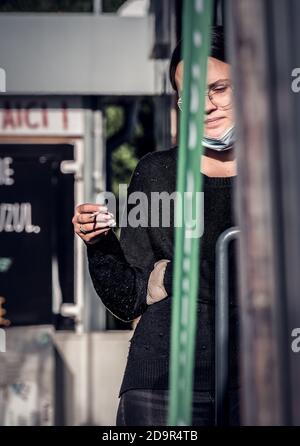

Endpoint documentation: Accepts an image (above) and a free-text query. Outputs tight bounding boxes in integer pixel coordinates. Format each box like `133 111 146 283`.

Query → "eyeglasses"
177 79 233 111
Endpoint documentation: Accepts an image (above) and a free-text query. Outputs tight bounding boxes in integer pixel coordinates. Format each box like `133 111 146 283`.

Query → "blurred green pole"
168 0 213 426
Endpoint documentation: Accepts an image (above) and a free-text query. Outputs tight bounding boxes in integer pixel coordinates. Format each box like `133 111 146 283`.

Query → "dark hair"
169 25 226 93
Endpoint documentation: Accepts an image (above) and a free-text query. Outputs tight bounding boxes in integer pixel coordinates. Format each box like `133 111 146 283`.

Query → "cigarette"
90 207 108 217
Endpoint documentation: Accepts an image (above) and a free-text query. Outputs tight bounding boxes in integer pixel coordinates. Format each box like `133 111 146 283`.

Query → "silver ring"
79 225 87 235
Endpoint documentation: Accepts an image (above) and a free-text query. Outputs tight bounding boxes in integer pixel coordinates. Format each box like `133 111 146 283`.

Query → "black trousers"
116 388 240 426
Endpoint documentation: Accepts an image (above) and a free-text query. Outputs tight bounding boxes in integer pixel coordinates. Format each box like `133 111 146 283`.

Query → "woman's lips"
204 117 225 129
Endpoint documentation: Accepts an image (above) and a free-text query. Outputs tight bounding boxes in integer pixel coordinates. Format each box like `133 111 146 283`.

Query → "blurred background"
1 0 300 426
0 0 192 426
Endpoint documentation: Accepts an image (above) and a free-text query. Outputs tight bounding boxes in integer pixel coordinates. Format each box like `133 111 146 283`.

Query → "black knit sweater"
86 146 240 396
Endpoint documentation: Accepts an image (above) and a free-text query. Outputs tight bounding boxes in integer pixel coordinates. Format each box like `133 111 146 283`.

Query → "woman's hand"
146 259 171 305
72 203 116 245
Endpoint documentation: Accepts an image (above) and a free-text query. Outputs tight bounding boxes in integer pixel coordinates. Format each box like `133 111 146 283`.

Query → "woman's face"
175 56 235 139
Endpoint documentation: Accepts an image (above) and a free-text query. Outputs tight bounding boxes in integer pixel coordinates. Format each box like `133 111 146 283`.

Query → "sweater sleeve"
86 153 157 322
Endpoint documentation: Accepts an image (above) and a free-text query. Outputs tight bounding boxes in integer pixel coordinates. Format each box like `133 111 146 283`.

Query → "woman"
72 26 240 426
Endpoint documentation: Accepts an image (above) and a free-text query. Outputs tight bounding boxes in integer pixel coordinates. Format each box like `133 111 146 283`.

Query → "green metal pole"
168 0 213 426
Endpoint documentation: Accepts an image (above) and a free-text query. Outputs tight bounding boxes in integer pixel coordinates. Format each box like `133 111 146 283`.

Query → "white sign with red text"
0 97 84 136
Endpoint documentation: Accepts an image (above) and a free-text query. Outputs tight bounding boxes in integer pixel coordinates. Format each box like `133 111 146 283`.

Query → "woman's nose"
205 94 217 113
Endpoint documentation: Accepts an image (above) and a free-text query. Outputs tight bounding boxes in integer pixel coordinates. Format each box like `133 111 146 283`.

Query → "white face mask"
202 126 236 152
177 97 236 152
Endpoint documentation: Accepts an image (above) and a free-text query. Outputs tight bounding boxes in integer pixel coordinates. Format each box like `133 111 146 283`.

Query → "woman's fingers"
76 203 108 214
82 227 112 244
75 219 116 234
72 202 116 245
76 212 112 225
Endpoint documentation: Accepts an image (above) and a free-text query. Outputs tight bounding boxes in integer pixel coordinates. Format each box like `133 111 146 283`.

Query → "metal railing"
215 226 240 425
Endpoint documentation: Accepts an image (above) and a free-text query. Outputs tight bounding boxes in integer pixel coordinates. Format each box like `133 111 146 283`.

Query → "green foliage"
105 105 139 198
105 106 124 139
111 143 138 197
